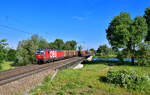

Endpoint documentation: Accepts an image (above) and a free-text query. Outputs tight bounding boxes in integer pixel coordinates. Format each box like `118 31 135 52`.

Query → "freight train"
35 48 91 64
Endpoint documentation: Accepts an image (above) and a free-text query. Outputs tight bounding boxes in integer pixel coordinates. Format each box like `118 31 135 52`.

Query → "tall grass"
0 61 15 71
30 63 150 95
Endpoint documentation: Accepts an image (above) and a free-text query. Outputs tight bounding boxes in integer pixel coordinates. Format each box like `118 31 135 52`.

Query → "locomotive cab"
35 49 46 64
35 50 45 58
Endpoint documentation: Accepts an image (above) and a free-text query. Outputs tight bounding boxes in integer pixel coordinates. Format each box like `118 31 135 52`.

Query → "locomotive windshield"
36 50 45 55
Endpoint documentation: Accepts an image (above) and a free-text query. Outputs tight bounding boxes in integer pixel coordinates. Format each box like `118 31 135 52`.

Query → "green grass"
30 63 150 95
0 61 15 71
93 55 117 58
112 65 150 76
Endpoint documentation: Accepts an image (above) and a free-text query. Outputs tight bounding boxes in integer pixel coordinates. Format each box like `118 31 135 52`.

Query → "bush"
106 69 149 90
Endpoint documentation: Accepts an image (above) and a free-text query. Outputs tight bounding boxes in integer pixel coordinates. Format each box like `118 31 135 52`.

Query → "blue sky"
0 0 149 49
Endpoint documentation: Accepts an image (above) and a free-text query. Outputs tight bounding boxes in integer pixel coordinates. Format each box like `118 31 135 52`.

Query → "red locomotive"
35 48 91 64
35 49 64 64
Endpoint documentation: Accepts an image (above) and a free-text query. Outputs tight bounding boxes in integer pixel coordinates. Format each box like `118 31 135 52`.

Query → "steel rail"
0 57 85 86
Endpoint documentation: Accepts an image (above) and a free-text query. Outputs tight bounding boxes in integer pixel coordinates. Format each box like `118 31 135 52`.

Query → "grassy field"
93 55 117 58
30 62 150 95
0 61 15 71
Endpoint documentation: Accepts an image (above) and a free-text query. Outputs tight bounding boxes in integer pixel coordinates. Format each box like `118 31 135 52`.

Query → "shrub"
106 69 149 90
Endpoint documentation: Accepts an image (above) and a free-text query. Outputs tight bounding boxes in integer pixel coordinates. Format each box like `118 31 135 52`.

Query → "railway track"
0 57 85 86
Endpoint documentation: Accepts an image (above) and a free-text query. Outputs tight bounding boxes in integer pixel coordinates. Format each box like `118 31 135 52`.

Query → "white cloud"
72 16 85 21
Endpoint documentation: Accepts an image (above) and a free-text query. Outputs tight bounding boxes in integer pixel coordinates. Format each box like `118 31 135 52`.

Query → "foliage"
78 45 82 51
49 42 54 49
97 44 108 54
97 44 115 56
106 69 149 90
0 39 8 63
52 39 64 49
106 12 132 48
135 43 150 65
49 39 77 50
90 48 95 52
116 48 131 62
16 35 39 65
38 38 49 48
106 12 148 65
7 49 16 61
116 51 125 62
64 40 77 50
144 7 150 41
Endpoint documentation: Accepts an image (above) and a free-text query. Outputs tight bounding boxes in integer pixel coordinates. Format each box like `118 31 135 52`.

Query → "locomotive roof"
37 48 64 51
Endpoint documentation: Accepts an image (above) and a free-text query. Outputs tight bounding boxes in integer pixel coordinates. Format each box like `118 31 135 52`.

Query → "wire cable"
0 24 32 35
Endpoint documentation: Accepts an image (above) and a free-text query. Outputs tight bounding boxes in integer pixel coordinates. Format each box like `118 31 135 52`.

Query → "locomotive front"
35 49 46 64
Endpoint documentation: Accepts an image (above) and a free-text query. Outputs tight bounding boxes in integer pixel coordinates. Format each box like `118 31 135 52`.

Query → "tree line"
0 34 78 66
96 44 116 57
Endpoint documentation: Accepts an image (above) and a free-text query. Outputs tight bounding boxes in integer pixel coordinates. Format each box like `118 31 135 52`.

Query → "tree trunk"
131 56 135 65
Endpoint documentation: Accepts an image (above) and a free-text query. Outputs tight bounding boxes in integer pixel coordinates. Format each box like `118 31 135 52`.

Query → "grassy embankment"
30 61 150 95
0 61 15 71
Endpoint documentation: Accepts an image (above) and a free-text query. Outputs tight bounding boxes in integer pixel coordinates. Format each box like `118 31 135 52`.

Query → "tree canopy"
53 39 64 49
78 45 83 51
64 40 77 50
106 12 148 64
97 44 115 56
7 49 16 61
144 7 150 41
97 45 108 54
38 38 49 48
16 35 42 65
0 39 8 63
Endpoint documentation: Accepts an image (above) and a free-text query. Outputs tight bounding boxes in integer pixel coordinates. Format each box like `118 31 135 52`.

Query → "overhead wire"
0 24 33 35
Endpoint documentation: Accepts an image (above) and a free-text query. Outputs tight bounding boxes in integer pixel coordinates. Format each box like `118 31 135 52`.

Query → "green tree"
78 45 82 51
7 49 16 61
0 39 8 63
16 35 39 65
106 12 148 65
53 39 64 49
97 44 108 55
97 44 115 56
49 42 54 49
144 7 150 41
38 38 49 48
135 43 150 65
117 43 149 65
30 34 39 46
90 48 95 52
64 40 77 50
